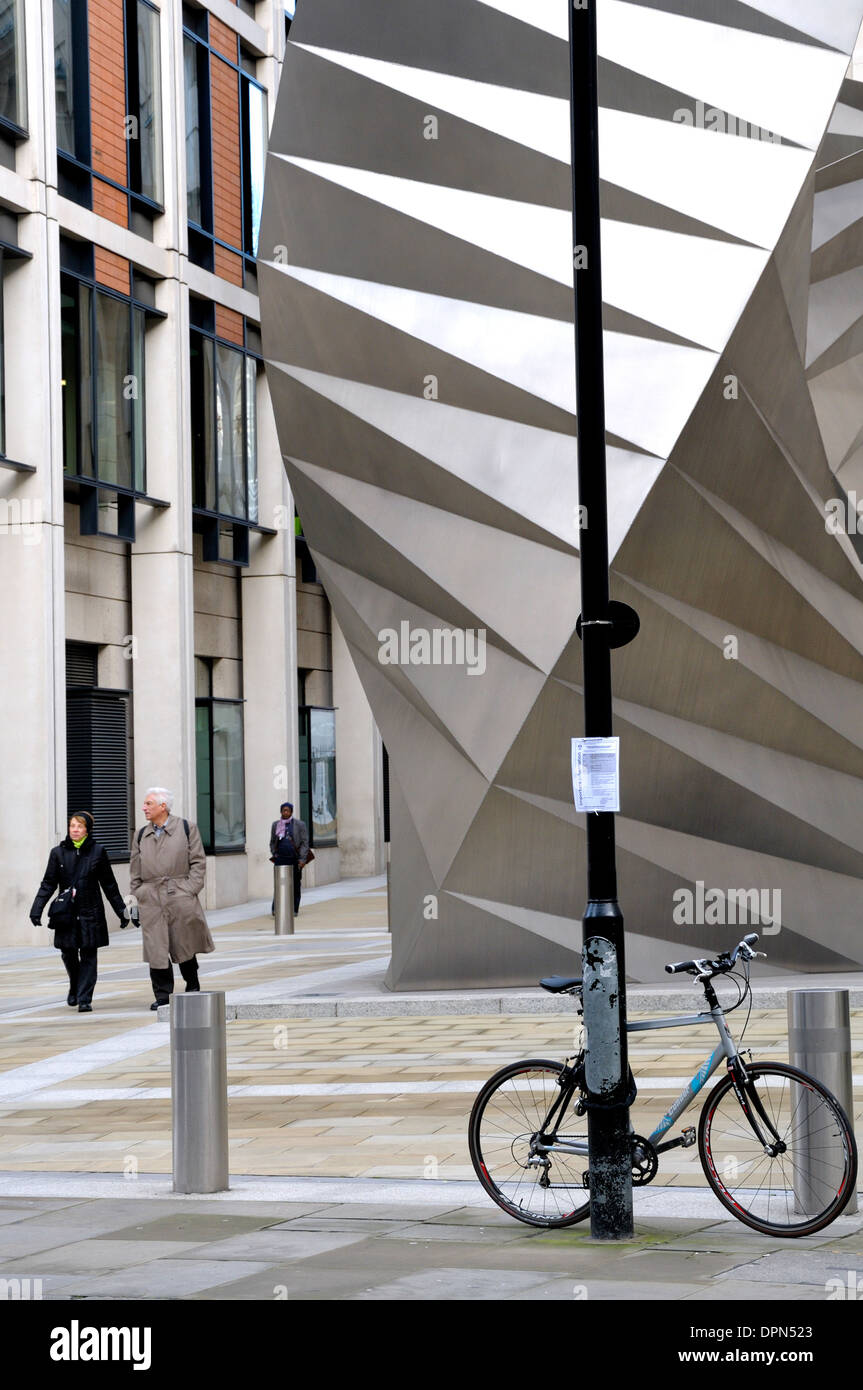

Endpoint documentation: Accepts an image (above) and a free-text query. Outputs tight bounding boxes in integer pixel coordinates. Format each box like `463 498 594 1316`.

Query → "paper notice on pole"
571 737 620 813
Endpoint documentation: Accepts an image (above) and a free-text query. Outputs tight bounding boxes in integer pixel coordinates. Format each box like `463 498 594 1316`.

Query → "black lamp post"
569 0 638 1240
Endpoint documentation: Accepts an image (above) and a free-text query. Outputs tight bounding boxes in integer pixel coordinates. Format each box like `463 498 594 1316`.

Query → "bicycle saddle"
539 976 582 993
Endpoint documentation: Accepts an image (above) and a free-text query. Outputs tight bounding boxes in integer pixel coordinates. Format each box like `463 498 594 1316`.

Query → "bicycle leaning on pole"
469 933 858 1237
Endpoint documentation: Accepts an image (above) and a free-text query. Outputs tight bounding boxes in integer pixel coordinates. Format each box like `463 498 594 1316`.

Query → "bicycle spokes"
701 1063 856 1235
469 1062 591 1228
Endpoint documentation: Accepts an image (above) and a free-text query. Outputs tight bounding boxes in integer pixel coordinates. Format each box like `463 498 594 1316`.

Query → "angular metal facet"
261 0 863 986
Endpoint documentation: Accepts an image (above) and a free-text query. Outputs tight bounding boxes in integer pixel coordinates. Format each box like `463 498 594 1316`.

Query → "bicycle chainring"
630 1135 659 1186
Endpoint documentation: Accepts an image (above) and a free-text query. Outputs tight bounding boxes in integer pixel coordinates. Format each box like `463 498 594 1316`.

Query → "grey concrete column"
332 613 385 878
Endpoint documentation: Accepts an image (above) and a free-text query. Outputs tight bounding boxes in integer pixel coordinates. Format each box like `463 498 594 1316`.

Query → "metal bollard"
274 864 295 935
788 989 857 1215
171 991 229 1194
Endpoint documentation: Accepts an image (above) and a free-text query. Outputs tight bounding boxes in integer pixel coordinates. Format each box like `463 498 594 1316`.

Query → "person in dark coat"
30 812 127 1012
269 801 309 915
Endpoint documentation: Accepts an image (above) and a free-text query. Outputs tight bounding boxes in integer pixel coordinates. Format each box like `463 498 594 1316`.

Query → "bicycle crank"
630 1134 659 1185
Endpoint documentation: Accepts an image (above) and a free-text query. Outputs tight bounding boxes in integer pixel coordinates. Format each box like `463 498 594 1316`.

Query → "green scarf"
72 836 87 849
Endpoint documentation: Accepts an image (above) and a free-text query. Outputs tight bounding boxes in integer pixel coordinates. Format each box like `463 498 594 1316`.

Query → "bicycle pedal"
680 1126 696 1148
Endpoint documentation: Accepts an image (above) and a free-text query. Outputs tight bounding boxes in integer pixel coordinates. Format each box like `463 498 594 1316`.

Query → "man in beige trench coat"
130 788 215 1010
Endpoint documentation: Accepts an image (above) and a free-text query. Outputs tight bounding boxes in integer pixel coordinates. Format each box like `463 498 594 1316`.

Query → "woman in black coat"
30 812 127 1013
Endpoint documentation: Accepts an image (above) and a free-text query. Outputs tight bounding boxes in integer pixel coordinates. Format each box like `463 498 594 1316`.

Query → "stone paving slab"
0 1189 858 1300
172 1229 369 1263
50 1258 274 1299
0 1238 206 1274
683 1281 830 1301
715 1249 863 1284
92 1213 287 1243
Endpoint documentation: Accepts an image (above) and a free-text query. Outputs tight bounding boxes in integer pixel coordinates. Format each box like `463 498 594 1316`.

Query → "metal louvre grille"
66 692 130 859
65 642 98 688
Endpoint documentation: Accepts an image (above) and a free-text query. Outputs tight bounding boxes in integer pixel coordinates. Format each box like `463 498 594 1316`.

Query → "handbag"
300 848 315 872
47 853 85 931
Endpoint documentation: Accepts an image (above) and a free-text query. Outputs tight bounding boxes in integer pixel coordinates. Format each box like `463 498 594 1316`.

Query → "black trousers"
149 956 199 1003
61 947 98 1007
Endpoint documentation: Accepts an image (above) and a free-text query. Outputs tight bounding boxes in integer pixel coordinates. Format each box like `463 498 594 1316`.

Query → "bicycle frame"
535 1001 746 1159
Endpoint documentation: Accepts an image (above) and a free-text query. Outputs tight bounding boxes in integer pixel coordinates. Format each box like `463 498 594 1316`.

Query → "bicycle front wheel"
699 1062 858 1236
469 1059 590 1228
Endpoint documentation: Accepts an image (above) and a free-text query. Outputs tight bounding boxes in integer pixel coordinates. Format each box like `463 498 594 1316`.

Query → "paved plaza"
0 885 860 1299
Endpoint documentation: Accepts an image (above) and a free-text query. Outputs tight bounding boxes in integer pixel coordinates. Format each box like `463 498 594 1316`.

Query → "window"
184 30 211 232
66 642 132 862
195 660 245 852
190 320 261 563
0 0 26 134
126 0 163 208
60 249 162 540
183 14 263 283
240 72 267 257
61 274 147 494
298 706 337 847
54 0 88 162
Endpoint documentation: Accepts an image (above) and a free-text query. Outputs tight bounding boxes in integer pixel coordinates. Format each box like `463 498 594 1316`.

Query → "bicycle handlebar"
665 932 760 976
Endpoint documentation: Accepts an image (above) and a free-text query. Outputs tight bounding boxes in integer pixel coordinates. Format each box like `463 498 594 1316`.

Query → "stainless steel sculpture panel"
260 0 863 986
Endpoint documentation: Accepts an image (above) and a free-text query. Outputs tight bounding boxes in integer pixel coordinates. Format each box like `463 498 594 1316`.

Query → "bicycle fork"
727 1057 787 1156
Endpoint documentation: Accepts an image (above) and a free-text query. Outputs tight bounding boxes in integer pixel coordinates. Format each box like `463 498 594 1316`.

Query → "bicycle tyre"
698 1061 858 1237
469 1058 591 1229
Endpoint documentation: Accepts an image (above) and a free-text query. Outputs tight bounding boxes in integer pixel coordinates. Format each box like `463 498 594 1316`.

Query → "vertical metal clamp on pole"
569 0 634 1239
171 991 229 1194
788 989 857 1215
274 863 295 936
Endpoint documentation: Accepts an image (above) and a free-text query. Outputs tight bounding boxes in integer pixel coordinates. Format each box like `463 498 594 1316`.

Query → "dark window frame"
61 255 166 537
297 704 338 849
190 316 262 564
0 226 33 469
54 0 90 161
54 0 92 205
183 14 265 283
65 637 133 863
183 25 213 238
0 0 28 140
239 67 267 259
195 695 246 854
124 0 164 215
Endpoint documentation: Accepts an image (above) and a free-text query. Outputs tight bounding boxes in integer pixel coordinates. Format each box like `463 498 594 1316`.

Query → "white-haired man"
129 788 215 1010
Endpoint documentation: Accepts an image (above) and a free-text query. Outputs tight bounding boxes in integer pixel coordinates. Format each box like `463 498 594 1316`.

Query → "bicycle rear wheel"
469 1059 590 1228
699 1061 858 1236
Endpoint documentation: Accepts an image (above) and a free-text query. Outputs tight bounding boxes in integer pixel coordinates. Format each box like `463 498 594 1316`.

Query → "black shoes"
67 993 77 1007
150 999 169 1011
78 1004 92 1013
